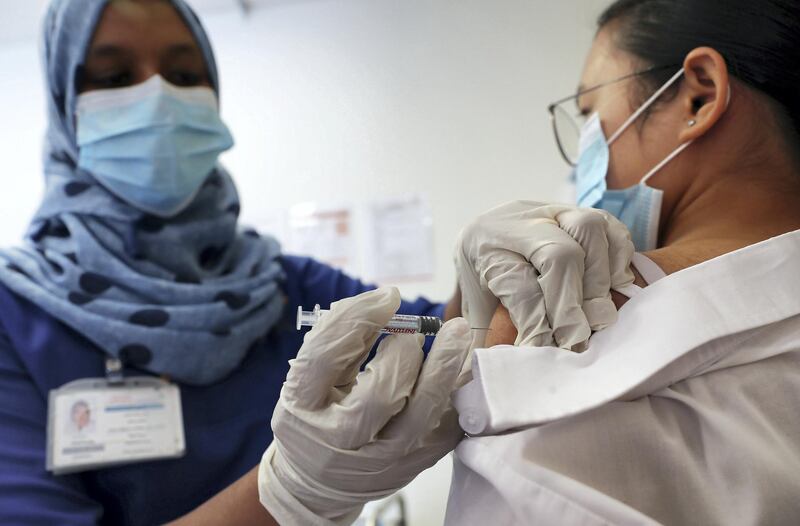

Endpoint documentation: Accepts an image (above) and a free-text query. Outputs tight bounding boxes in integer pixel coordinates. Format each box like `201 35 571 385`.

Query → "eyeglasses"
547 65 677 166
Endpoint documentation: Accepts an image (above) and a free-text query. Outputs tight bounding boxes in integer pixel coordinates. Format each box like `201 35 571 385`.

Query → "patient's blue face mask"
575 68 691 251
75 75 234 217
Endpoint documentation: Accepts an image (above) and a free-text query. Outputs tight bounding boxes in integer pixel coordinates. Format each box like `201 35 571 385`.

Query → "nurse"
0 0 450 523
254 0 800 524
0 0 628 524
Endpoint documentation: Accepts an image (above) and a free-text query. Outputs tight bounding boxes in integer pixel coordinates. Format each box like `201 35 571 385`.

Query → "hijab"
0 0 286 385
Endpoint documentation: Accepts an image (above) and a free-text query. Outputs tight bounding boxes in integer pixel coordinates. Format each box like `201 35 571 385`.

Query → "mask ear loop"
597 67 686 188
640 140 693 185
607 68 687 146
641 84 733 187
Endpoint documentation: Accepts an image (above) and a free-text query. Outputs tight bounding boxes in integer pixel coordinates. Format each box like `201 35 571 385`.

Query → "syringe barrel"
383 315 443 336
297 305 443 336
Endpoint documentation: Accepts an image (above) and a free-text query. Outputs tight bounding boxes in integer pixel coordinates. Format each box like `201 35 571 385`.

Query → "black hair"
598 0 800 157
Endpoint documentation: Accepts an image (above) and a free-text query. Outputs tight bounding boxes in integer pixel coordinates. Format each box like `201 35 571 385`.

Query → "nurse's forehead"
86 0 200 57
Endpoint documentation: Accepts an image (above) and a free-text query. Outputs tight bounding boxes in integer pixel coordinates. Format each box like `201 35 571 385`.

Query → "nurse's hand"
258 287 472 526
454 201 635 350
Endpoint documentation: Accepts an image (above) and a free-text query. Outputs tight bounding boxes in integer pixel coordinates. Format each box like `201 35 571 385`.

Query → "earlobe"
678 47 730 143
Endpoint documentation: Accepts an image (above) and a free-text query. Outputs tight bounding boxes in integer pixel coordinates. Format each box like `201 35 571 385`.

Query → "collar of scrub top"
454 231 800 436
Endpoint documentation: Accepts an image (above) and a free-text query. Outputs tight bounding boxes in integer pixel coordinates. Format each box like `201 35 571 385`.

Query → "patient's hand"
486 264 647 347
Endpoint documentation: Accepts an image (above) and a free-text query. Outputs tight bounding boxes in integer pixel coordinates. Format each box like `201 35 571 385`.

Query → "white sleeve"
446 432 661 526
447 354 800 526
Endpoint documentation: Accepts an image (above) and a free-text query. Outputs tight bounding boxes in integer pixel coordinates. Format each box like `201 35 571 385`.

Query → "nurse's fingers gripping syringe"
297 305 489 336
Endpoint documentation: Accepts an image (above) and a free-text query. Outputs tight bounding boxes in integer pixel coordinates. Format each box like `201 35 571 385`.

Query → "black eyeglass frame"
547 64 679 166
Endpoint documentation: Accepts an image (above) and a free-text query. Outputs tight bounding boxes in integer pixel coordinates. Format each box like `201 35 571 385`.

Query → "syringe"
297 304 444 336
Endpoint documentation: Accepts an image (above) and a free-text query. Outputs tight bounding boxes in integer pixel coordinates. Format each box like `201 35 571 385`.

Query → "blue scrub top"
0 255 444 525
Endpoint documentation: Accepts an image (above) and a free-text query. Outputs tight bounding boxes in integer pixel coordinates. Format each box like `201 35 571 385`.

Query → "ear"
678 47 731 143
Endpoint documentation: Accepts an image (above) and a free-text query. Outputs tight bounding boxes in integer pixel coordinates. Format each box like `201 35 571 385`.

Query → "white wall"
209 0 611 301
0 38 47 245
0 1 610 524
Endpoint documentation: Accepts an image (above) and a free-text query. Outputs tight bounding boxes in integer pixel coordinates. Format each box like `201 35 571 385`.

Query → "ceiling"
0 0 261 46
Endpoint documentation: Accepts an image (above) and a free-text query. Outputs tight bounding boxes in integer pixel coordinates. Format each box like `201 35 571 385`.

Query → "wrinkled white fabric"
447 229 800 525
454 201 635 350
257 287 472 525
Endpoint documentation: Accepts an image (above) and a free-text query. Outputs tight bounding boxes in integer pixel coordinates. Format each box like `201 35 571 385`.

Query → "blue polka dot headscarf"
0 0 286 385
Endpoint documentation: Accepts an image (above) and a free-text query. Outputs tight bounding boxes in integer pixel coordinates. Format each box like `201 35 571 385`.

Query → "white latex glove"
455 201 635 350
258 287 472 526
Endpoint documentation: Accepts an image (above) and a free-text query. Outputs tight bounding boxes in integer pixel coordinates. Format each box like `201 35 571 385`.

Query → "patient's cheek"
485 304 517 346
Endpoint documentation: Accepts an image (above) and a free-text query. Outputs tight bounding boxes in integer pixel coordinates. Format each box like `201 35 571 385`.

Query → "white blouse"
447 230 800 525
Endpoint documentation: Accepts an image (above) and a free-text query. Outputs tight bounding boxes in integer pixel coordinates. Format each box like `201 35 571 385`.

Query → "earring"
688 119 697 127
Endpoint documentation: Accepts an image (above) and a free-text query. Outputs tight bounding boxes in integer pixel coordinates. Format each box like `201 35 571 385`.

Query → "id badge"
47 376 185 474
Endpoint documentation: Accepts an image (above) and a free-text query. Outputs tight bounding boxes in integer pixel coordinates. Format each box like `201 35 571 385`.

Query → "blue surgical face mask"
575 68 692 251
76 75 234 217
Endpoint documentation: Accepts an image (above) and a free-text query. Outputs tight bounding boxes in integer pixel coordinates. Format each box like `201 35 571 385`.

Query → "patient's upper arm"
486 304 517 346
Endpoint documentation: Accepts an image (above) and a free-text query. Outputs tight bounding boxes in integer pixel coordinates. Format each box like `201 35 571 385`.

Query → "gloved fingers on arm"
556 208 617 331
283 287 401 411
459 282 499 339
597 210 636 289
527 224 592 350
454 230 500 330
326 333 425 450
480 249 554 348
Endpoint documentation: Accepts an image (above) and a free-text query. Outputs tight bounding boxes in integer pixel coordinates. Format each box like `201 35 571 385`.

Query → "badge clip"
105 357 124 385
